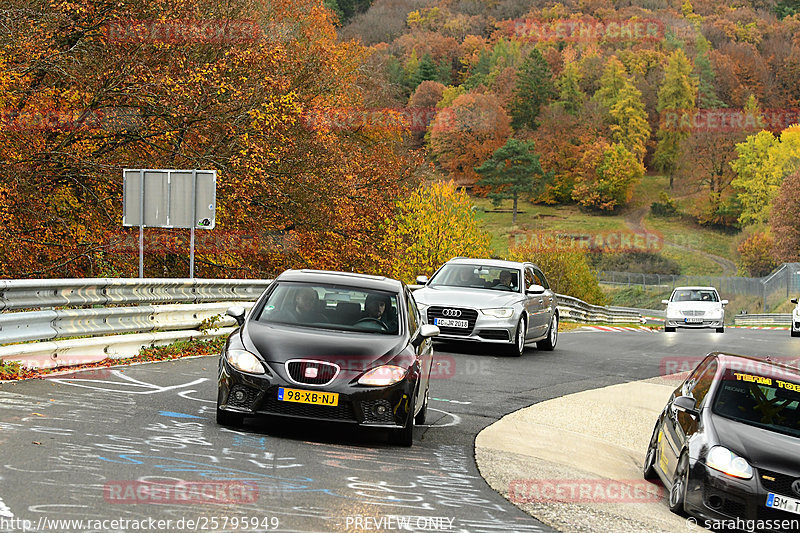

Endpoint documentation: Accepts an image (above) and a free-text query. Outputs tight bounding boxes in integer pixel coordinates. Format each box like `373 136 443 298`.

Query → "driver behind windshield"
493 270 515 290
361 293 398 331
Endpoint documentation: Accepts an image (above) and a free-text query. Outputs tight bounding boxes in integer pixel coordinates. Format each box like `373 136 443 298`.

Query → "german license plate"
435 318 468 328
766 493 800 515
684 317 703 324
278 388 339 406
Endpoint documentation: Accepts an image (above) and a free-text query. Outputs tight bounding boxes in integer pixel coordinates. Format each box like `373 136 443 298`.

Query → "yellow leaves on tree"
380 180 491 283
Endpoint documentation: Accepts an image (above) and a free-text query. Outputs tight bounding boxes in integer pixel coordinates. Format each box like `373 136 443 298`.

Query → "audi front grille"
427 306 478 336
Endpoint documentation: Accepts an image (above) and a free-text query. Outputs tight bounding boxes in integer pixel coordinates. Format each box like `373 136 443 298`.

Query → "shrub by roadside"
506 245 606 305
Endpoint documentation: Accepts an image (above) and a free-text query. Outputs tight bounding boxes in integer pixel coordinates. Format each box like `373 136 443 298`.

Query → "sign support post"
138 169 145 279
123 169 216 279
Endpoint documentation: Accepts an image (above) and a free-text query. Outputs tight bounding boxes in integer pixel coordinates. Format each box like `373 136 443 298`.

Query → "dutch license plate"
278 388 339 406
766 493 800 515
435 318 468 328
684 317 703 324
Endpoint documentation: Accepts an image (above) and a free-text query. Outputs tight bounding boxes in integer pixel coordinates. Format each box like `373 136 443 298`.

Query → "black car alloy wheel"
643 422 660 480
668 453 690 514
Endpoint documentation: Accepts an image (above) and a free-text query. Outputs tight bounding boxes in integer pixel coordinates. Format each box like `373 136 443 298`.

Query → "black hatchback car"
216 269 439 446
644 352 800 530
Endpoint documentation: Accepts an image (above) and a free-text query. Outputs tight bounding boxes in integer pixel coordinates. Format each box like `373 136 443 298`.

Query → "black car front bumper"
218 358 416 428
684 462 800 532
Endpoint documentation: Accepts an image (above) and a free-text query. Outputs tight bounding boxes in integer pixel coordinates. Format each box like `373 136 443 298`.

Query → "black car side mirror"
792 298 798 304
411 324 440 347
672 395 699 417
227 305 246 326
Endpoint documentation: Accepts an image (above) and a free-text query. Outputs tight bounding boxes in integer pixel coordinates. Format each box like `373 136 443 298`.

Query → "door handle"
538 299 544 304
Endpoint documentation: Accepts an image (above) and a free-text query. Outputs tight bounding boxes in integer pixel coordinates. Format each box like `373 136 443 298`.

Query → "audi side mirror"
526 284 545 295
415 275 429 285
792 298 798 305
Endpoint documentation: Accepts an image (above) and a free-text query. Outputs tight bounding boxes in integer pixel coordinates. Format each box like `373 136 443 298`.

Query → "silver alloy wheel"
516 318 526 353
549 316 557 346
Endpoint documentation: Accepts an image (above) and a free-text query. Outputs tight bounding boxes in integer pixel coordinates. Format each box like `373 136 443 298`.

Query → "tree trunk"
512 195 518 225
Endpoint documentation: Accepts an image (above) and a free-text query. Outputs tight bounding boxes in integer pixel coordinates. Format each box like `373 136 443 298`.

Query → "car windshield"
255 282 400 335
712 369 800 437
428 264 521 292
671 289 719 302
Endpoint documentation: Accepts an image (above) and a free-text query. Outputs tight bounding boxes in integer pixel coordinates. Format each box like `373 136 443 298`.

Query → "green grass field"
472 175 746 307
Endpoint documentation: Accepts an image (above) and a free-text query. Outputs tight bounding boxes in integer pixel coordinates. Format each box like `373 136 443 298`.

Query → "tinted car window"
533 268 549 289
256 282 400 334
524 268 535 289
689 361 718 407
712 369 800 437
406 292 419 333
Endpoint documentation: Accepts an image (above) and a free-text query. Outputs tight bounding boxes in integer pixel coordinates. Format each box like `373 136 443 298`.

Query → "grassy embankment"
469 175 787 316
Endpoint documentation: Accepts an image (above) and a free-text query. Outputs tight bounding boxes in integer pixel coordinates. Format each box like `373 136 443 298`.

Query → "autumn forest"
2 0 800 282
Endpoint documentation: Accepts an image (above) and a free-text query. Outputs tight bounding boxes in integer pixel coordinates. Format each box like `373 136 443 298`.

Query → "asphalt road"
0 327 797 533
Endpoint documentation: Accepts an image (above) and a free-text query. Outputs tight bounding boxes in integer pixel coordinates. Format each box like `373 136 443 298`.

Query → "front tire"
668 453 690 515
508 316 526 357
415 386 429 425
538 314 558 351
390 395 415 447
643 423 660 480
791 329 799 337
716 327 724 333
665 325 676 332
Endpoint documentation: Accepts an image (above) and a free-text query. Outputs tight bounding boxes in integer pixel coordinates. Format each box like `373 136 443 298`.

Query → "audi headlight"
226 350 266 375
481 307 514 318
706 446 753 479
358 365 406 386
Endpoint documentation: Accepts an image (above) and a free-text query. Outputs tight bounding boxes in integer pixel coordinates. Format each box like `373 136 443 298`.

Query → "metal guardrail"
0 278 643 371
734 314 792 326
0 278 272 311
607 306 665 318
0 302 252 344
556 295 642 324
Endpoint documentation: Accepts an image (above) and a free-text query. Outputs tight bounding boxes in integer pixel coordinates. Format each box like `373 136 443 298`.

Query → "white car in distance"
662 286 727 333
791 297 800 337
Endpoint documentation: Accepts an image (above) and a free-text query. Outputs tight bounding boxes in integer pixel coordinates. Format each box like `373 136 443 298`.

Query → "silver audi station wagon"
413 258 558 356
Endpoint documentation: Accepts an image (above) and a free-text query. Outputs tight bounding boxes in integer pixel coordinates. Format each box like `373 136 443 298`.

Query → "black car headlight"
358 365 407 386
226 349 266 375
706 446 753 479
